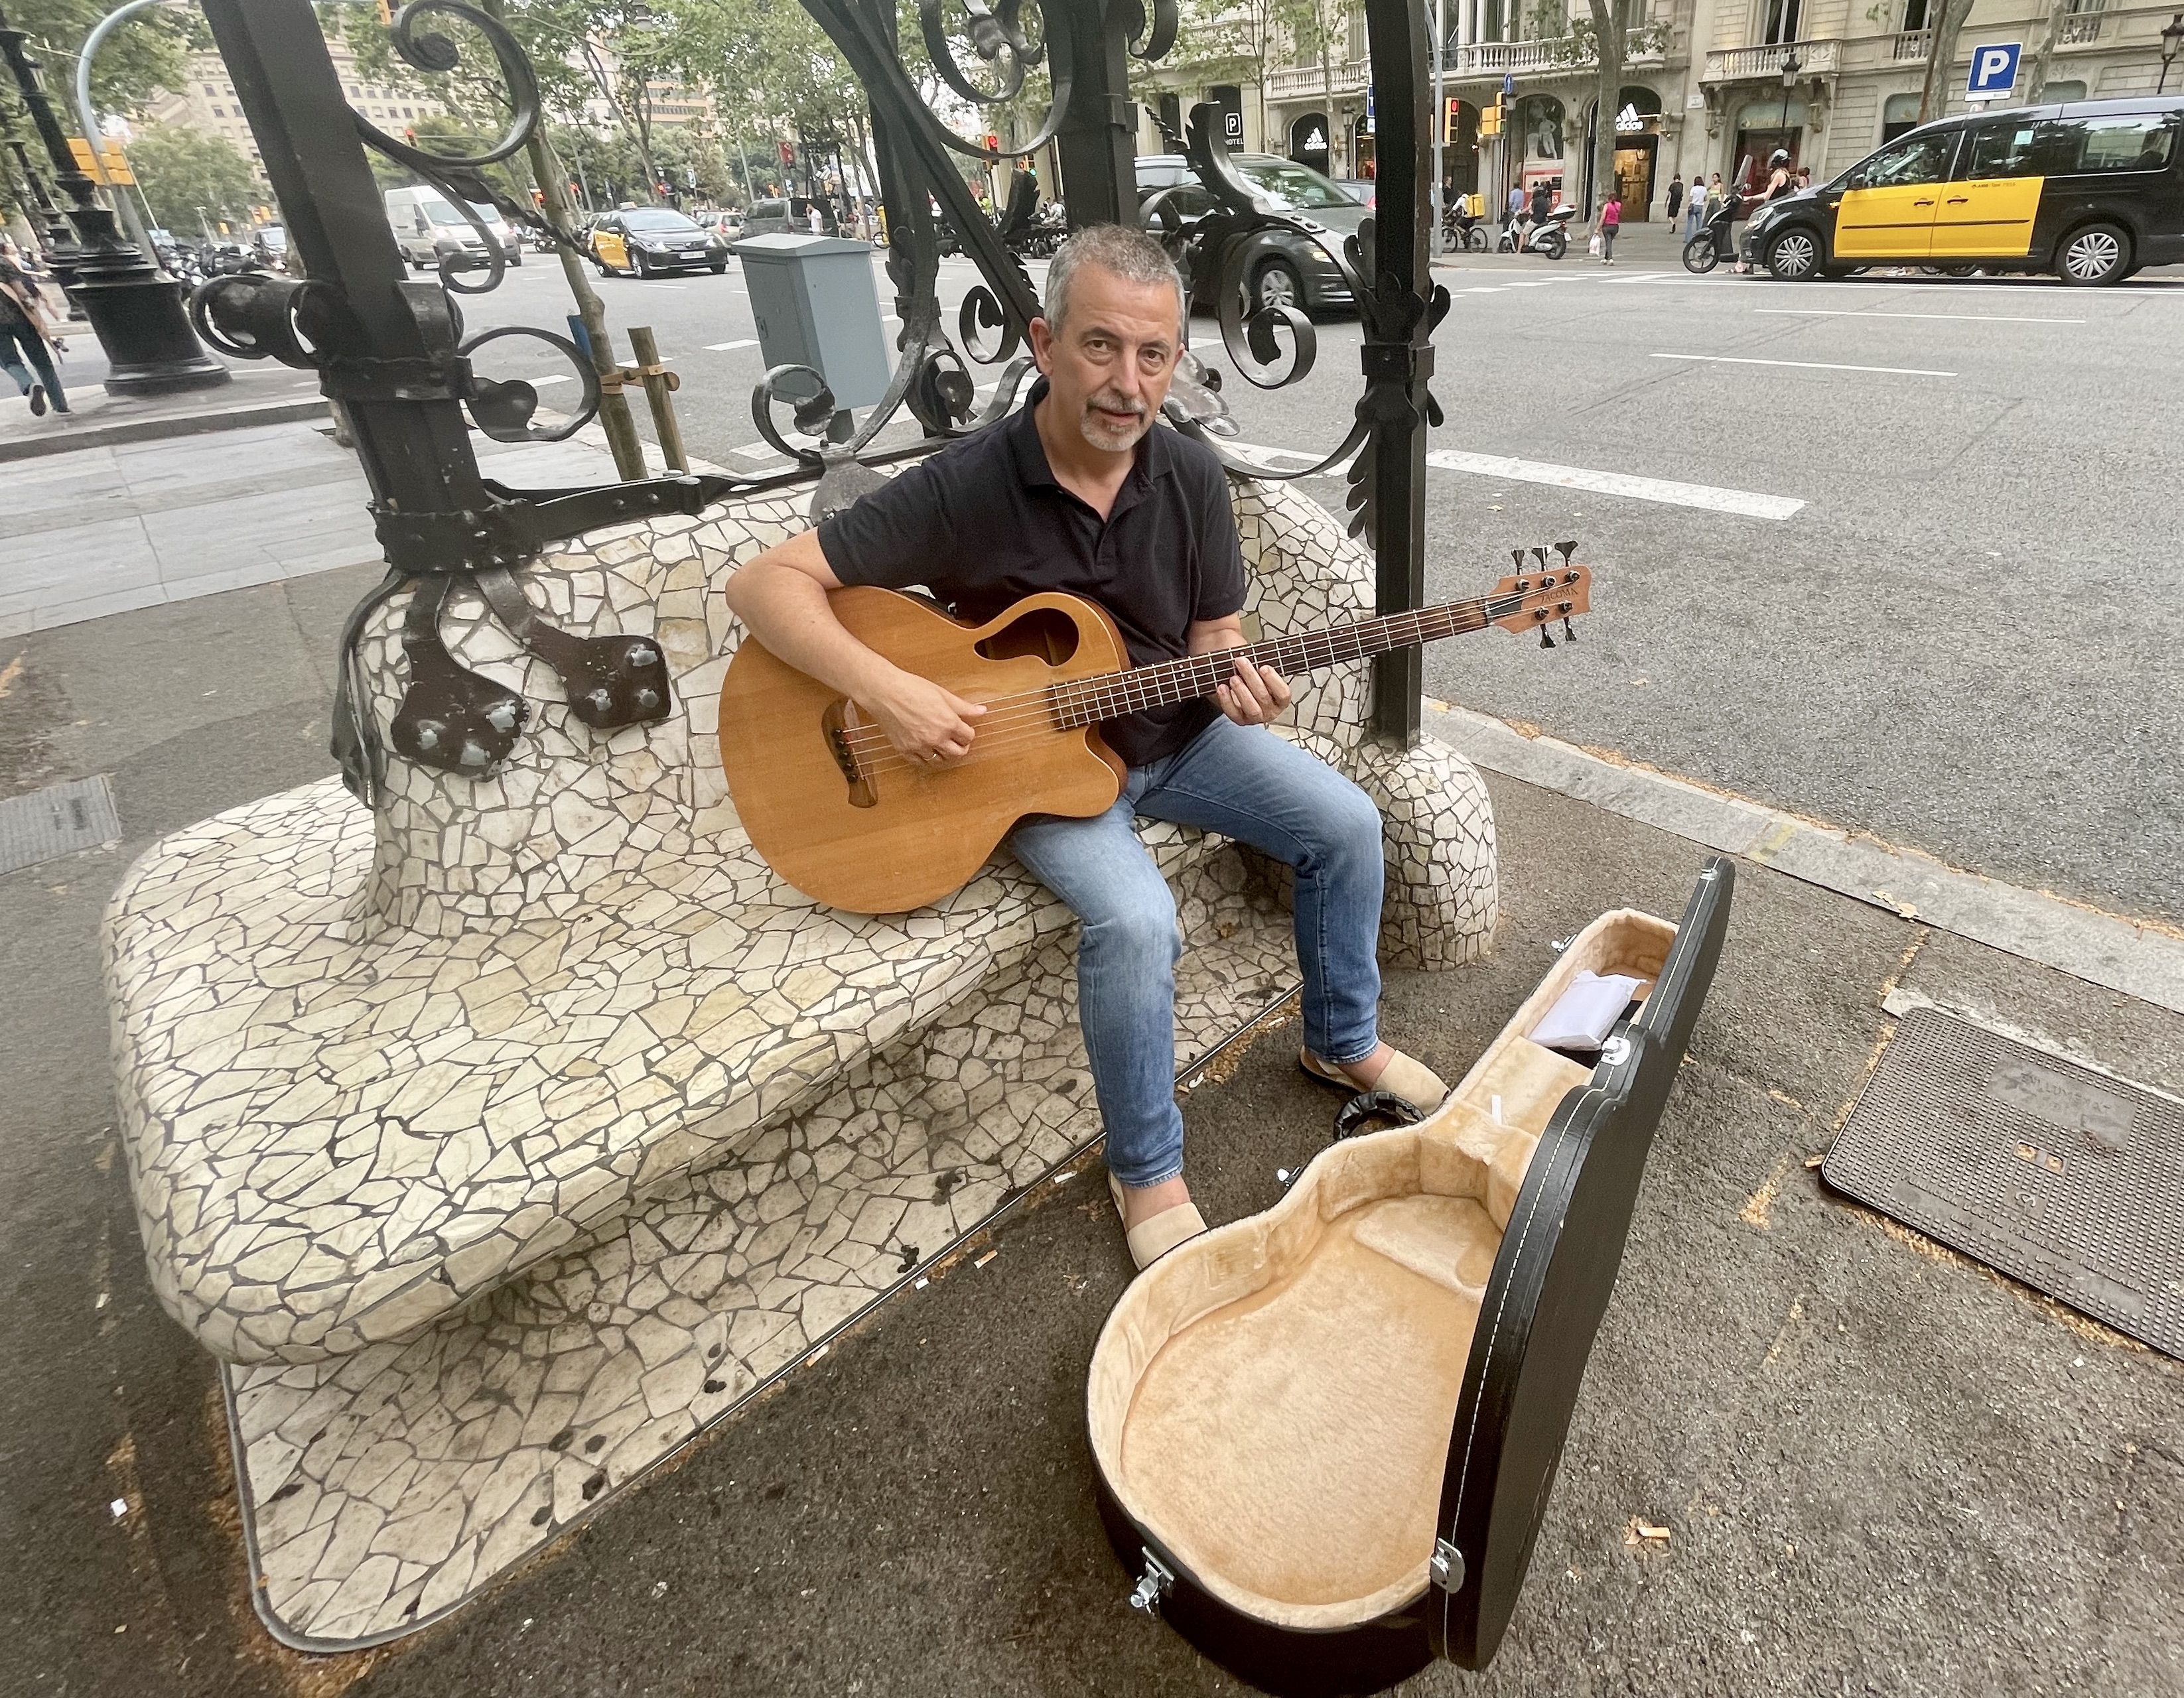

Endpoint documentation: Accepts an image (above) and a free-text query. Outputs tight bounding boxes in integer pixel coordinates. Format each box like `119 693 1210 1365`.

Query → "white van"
383 186 519 271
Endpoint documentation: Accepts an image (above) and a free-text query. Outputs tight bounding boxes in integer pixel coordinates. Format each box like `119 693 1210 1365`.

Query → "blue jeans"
0 318 64 411
1007 716 1385 1187
1685 204 1706 241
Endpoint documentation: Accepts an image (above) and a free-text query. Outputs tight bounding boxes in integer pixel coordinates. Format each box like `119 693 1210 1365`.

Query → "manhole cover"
1824 1006 2184 1358
0 775 121 876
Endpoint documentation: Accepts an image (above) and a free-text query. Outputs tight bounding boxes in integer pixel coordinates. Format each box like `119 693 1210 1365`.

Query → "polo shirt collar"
1008 375 1176 497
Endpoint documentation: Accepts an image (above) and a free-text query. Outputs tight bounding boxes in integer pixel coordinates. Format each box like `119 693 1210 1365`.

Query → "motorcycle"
1682 194 1741 274
1496 203 1575 261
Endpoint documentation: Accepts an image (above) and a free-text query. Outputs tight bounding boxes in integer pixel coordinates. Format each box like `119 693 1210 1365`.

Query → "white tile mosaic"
103 470 1499 1648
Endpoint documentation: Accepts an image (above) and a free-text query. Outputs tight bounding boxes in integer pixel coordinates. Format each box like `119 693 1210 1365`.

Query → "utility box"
733 233 891 413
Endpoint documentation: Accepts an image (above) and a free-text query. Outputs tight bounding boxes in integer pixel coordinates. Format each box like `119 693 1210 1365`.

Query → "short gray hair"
1043 224 1186 341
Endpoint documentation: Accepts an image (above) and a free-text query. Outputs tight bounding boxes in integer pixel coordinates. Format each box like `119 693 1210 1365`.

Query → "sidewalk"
2 543 2179 1694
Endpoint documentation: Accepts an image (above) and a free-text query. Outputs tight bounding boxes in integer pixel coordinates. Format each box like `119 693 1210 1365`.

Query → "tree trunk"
1917 0 1975 121
2022 0 2065 102
1586 0 1623 219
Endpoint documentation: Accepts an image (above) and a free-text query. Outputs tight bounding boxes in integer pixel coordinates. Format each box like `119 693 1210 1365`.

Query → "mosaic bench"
105 473 1499 1645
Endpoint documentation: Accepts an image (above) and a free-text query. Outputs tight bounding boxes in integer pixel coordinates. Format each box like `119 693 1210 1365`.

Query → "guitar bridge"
823 700 877 809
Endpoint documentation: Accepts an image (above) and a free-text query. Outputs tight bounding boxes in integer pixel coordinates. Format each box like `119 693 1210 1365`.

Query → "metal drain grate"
1824 1007 2184 1357
0 775 122 876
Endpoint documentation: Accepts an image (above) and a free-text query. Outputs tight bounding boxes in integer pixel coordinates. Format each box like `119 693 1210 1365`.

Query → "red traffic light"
778 141 794 164
985 133 1000 152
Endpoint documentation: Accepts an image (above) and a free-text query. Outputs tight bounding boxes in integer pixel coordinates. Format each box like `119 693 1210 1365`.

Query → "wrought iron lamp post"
2159 11 2183 94
1779 47 1801 140
0 3 227 393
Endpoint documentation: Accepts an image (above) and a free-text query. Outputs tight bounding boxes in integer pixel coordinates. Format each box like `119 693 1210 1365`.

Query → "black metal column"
1054 0 1138 229
197 0 490 534
1361 0 1434 745
6 135 76 284
0 8 228 395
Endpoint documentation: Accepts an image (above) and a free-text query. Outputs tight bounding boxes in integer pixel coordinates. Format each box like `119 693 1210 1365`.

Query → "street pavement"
4 226 2183 1696
5 592 2181 1693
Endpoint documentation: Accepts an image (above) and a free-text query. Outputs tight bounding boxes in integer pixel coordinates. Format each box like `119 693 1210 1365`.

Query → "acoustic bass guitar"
719 549 1591 913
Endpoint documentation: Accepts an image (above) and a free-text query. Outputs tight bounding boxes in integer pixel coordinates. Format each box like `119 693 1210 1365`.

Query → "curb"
0 393 331 464
1425 698 2184 1017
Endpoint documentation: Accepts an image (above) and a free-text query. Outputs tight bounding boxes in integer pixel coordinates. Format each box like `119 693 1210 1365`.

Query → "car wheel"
509 251 523 267
1252 257 1304 314
2057 221 2129 285
633 250 653 279
1766 227 1820 281
711 261 728 273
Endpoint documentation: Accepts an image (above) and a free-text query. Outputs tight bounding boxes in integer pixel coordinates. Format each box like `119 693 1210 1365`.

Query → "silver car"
1136 153 1369 314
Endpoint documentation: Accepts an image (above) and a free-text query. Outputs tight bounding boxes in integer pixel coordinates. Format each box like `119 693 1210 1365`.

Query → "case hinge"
1430 1537 1466 1593
1128 1549 1175 1614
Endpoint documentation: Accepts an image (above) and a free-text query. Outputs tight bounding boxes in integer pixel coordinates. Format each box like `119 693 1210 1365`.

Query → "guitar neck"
1052 592 1517 729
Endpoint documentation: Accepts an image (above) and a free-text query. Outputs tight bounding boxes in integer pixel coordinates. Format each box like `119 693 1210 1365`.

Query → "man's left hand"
1215 659 1291 726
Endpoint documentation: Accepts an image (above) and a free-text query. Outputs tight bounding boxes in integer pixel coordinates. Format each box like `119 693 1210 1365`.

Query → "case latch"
1430 1537 1466 1592
1128 1549 1175 1614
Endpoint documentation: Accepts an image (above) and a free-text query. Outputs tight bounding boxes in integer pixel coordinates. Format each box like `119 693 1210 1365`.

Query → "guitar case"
1087 859 1734 1695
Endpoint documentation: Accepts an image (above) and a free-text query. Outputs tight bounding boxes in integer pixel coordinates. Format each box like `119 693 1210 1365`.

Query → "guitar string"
827 586 1574 759
837 594 1581 779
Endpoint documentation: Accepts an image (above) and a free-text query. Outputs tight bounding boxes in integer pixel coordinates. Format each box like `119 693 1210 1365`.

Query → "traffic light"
778 140 794 165
1479 99 1502 139
1444 98 1461 145
376 0 393 21
100 143 133 185
984 133 1000 152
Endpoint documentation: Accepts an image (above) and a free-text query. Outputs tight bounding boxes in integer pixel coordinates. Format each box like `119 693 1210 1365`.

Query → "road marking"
1223 441 1803 519
1424 448 1805 519
1653 352 1956 377
1754 307 2084 325
704 338 758 351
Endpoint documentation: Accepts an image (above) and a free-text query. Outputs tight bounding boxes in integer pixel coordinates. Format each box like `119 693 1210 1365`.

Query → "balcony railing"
1266 57 1369 99
1888 27 1929 60
1439 28 1669 78
1702 38 1842 80
2060 11 2104 43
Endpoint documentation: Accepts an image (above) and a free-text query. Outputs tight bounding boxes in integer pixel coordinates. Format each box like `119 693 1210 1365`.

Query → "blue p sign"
1968 42 2021 96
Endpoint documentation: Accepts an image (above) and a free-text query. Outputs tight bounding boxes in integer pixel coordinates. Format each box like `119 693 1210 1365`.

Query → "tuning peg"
1531 546 1551 572
1562 617 1577 643
1554 539 1577 567
1511 547 1527 572
1538 623 1556 649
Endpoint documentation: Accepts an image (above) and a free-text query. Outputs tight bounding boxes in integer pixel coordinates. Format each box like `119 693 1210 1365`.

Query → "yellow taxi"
588 206 730 278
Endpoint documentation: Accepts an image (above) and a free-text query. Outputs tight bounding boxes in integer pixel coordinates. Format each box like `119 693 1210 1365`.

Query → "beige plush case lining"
1087 909 1675 1633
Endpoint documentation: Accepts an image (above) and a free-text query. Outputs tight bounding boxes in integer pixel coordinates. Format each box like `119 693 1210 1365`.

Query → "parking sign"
1966 42 2021 99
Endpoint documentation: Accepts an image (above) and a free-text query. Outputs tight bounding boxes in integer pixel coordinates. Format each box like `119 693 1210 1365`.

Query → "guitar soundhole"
822 700 878 809
975 606 1080 665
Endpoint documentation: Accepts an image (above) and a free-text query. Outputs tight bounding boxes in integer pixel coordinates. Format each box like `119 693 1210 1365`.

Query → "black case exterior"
1090 860 1734 1696
1431 857 1734 1669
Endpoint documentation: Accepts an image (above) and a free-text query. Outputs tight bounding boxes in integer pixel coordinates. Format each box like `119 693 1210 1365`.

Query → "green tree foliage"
125 121 267 230
1 0 196 222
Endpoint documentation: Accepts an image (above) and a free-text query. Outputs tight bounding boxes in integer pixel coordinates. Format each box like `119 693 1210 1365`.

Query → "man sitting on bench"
722 225 1448 1271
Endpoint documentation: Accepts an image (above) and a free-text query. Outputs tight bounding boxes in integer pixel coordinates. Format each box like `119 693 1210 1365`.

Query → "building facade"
144 44 446 181
1184 0 2180 219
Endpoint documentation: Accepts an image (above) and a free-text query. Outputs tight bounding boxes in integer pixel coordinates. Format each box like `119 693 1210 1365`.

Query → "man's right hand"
864 670 987 765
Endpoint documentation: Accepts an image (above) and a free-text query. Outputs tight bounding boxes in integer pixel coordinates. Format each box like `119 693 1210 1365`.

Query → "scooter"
1681 195 1741 273
1496 204 1575 260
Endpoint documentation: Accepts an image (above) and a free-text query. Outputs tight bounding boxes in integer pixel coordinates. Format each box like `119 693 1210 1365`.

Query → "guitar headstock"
1491 541 1590 649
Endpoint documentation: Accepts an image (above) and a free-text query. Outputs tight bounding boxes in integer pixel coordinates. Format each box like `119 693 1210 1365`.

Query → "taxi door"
1833 128 1959 261
1931 116 2044 259
592 218 630 271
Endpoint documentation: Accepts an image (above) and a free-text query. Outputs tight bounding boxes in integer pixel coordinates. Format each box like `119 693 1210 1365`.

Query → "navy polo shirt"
815 378 1247 767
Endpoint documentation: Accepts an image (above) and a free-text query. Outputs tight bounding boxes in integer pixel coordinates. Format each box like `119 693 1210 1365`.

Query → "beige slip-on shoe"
1298 1045 1451 1114
1108 1171 1207 1271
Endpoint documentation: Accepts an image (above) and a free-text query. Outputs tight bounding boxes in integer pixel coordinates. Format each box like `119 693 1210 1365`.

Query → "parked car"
384 185 493 271
736 196 799 239
1332 176 1376 209
249 224 289 271
1740 94 2184 285
1136 153 1367 314
588 206 730 277
465 201 525 266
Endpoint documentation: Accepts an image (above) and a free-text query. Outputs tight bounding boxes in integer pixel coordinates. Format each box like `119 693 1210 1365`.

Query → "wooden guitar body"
718 587 1130 913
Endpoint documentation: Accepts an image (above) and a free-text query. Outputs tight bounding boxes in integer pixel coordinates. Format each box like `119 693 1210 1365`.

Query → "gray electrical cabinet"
733 233 891 412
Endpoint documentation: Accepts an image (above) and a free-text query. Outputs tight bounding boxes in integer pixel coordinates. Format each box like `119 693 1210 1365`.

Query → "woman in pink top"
1596 194 1621 265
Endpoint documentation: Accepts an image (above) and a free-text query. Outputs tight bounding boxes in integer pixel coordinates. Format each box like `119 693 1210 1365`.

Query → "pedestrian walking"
1684 176 1708 240
1505 182 1525 229
0 245 68 417
1665 172 1684 222
1595 192 1621 264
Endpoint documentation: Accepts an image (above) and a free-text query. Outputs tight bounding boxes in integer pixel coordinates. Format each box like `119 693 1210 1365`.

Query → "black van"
1740 96 2184 284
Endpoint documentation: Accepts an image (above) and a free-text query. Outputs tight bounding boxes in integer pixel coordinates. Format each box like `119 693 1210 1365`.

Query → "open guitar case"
1087 858 1734 1695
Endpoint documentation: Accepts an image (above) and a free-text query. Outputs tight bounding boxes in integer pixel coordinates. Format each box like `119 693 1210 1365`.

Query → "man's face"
1030 263 1181 456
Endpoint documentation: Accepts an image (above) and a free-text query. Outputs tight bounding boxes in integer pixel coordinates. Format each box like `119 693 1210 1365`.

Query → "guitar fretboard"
1049 590 1534 728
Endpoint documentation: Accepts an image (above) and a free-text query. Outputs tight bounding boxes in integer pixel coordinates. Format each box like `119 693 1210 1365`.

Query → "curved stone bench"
107 473 1497 1376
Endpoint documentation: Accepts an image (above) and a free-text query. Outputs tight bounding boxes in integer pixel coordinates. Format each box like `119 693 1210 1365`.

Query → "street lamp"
1779 46 1801 139
2159 11 2183 95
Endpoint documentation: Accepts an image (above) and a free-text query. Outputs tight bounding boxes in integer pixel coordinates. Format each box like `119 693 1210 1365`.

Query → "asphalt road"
453 247 2184 932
